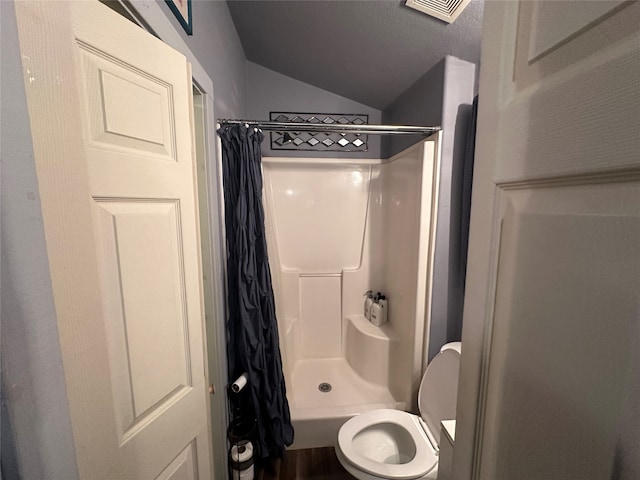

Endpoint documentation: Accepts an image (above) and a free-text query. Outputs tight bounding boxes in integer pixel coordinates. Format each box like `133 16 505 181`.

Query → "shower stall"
262 135 442 448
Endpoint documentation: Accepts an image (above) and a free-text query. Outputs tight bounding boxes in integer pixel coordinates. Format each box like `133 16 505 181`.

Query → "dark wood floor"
257 447 356 480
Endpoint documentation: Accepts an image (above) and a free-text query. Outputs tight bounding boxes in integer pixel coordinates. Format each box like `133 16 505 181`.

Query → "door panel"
527 0 626 61
513 1 639 90
486 183 640 479
505 1 640 180
456 1 640 479
95 200 192 440
156 441 199 480
79 43 177 159
15 1 213 478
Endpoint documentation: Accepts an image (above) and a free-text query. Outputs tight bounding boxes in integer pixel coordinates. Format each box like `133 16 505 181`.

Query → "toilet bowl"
335 342 461 480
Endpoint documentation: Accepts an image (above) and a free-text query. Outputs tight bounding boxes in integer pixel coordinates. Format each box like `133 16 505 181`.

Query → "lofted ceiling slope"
227 0 483 110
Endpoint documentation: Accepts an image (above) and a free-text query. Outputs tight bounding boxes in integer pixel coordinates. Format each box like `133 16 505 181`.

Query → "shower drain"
318 382 332 393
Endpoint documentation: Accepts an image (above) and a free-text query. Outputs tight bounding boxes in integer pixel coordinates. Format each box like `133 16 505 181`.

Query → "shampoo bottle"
378 295 388 324
370 294 388 327
364 290 374 320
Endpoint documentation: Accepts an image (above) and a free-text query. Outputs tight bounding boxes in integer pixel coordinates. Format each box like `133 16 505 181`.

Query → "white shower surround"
263 137 441 449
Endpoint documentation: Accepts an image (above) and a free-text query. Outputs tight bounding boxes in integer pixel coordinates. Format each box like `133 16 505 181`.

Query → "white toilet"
335 342 461 480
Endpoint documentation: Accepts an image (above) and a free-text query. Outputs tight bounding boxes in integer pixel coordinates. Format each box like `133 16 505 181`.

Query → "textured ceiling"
227 0 484 110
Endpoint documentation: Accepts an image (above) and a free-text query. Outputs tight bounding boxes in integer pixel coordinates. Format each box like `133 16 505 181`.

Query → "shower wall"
263 160 375 379
263 139 438 416
377 140 439 407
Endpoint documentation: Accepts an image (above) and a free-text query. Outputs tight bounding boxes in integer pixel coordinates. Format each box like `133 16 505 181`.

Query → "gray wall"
383 56 476 362
1 2 79 478
246 62 382 158
158 0 246 120
382 59 445 159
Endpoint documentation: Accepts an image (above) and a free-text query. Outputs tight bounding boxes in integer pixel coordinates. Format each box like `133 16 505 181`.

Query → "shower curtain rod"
218 119 441 136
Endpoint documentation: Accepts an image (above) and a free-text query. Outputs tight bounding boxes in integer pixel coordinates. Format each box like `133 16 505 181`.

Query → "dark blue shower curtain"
218 124 294 458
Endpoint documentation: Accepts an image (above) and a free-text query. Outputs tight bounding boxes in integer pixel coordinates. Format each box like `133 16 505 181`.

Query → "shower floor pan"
288 357 404 450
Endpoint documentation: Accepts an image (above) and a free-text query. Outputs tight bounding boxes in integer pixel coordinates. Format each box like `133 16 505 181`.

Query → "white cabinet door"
456 1 640 479
15 2 213 478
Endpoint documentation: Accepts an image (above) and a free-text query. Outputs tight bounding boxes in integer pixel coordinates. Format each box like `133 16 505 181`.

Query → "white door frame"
107 1 229 477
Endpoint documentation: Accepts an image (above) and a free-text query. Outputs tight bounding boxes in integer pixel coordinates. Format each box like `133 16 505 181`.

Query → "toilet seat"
337 409 438 479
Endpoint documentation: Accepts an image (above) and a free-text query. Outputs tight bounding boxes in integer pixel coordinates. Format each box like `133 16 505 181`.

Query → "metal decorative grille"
269 112 369 152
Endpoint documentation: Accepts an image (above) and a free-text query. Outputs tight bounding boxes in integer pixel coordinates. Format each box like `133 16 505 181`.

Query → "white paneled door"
457 1 640 479
15 1 213 478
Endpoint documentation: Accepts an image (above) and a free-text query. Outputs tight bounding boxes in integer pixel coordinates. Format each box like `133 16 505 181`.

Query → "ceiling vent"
405 0 472 24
